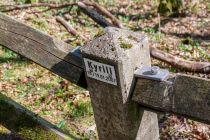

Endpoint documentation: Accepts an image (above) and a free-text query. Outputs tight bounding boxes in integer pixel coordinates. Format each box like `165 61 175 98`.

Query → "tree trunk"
158 0 183 16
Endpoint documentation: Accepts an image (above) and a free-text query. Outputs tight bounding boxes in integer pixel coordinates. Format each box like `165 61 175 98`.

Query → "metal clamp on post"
132 66 171 113
134 66 169 81
71 46 82 58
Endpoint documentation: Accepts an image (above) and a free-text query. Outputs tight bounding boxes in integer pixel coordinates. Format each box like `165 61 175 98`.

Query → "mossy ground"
0 95 59 140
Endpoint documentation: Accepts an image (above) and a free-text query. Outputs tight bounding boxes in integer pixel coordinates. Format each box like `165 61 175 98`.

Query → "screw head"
151 66 160 75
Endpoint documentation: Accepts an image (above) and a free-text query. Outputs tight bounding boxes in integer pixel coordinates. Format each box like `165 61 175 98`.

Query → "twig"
2 2 77 12
150 47 210 73
27 8 51 14
56 16 87 41
158 13 161 39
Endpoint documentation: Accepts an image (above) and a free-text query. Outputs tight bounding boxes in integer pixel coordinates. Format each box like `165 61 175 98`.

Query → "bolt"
151 66 160 75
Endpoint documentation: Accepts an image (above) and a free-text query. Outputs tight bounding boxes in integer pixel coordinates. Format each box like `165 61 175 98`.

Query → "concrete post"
81 27 159 140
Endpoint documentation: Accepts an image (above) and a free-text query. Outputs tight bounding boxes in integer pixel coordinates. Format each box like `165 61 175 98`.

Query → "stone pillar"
81 27 159 140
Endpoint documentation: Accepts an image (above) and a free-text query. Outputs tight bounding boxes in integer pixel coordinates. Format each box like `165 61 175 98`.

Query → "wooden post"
81 27 159 139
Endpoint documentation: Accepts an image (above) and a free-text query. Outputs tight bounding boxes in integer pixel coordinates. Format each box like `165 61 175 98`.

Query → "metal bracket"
71 46 82 58
134 66 169 81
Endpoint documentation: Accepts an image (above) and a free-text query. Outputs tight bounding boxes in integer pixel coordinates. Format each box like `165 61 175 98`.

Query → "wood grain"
0 13 86 87
132 74 210 124
173 75 210 123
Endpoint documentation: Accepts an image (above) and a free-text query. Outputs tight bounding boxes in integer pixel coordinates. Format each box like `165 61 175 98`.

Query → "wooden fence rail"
0 13 86 88
0 13 210 140
132 74 210 124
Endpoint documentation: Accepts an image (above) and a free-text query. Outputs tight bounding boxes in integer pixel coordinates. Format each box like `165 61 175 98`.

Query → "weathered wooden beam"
0 93 77 140
0 13 86 88
132 74 210 124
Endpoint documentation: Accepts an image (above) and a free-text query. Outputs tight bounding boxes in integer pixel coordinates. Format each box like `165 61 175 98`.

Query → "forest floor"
0 0 209 139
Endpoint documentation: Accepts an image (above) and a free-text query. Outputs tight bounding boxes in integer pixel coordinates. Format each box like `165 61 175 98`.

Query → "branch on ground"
77 2 113 28
1 2 77 12
55 16 87 41
150 47 210 74
83 2 124 28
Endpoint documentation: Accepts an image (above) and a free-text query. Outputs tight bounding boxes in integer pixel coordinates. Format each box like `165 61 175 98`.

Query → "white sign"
84 58 117 86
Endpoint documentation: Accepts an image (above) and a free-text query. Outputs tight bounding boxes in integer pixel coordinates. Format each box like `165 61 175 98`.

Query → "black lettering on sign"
84 58 117 86
93 64 98 72
88 61 92 69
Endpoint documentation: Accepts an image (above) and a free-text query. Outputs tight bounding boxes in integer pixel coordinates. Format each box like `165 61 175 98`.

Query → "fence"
0 13 209 140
